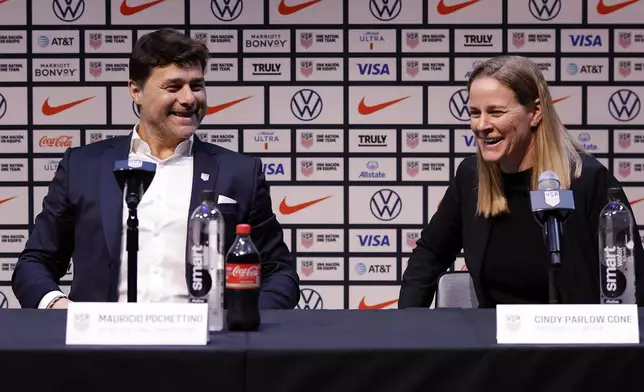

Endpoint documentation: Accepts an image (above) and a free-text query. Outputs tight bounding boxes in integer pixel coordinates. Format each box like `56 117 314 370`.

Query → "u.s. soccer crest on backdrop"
406 161 419 177
89 33 101 49
301 232 314 249
406 32 418 49
89 61 102 78
406 60 419 77
300 61 313 78
301 132 313 148
406 132 418 149
300 32 313 49
620 61 632 77
407 232 419 248
544 191 559 207
620 161 632 177
619 132 632 149
301 160 314 176
300 260 314 277
619 32 631 49
512 32 525 49
506 315 521 332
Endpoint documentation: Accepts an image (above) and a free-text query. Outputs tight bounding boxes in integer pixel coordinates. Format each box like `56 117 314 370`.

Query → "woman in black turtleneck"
399 55 644 308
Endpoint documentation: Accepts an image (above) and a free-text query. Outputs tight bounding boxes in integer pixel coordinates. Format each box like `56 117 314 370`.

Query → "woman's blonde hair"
466 55 585 218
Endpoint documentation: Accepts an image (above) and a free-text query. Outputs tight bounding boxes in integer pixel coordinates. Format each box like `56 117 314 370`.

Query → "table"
1 308 643 391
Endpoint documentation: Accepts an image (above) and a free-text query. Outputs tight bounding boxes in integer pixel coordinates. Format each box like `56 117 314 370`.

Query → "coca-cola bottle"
225 223 261 331
187 190 225 333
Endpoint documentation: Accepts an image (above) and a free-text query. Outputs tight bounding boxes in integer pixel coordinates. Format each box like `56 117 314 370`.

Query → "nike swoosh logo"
279 196 331 215
206 96 253 115
0 196 17 205
597 0 640 15
358 297 398 310
552 96 571 104
120 0 166 16
278 0 322 15
630 197 644 205
358 96 410 115
42 96 95 116
437 0 481 15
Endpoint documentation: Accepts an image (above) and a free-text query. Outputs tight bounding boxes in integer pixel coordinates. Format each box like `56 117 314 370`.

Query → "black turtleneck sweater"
481 168 550 305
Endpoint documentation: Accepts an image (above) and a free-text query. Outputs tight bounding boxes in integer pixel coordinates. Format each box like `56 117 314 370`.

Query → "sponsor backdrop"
0 0 643 310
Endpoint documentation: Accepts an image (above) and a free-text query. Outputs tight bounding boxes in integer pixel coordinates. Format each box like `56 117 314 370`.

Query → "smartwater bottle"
599 187 637 304
187 189 225 331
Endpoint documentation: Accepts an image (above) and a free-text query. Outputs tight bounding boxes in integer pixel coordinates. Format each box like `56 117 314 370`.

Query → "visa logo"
569 35 602 47
358 234 391 247
357 63 390 75
263 163 285 175
462 135 476 147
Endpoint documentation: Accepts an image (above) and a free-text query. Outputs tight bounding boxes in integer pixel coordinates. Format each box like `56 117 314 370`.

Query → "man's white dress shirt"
38 125 195 308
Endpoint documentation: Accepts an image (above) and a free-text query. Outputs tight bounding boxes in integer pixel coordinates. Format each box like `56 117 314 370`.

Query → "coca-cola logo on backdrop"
39 135 73 148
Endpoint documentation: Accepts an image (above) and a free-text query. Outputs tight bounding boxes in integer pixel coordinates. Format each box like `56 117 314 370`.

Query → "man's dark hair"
129 28 209 87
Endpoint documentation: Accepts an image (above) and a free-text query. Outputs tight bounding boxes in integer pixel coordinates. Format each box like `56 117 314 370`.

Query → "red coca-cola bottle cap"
236 224 251 235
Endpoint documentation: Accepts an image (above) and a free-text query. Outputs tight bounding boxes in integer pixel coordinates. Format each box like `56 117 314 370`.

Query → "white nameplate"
497 304 640 345
65 302 209 346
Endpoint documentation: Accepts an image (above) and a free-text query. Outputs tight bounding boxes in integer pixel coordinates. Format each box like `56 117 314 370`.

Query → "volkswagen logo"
370 189 402 221
297 288 323 310
528 0 561 21
609 89 641 122
369 0 402 21
291 89 323 121
53 0 85 22
132 101 140 118
0 93 6 120
211 0 243 22
449 89 470 121
0 291 8 309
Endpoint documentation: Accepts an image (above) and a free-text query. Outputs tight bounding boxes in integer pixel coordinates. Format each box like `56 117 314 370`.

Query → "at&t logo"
370 189 402 221
297 288 323 310
369 0 402 21
449 89 470 121
211 0 243 21
609 89 641 122
53 0 85 22
529 0 561 21
291 89 323 121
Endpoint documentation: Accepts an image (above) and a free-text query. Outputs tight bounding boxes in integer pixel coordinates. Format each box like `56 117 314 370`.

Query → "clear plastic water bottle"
187 189 225 332
598 187 636 304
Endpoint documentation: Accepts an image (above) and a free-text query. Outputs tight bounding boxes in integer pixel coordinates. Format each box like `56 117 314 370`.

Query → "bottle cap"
236 224 251 235
608 187 622 198
201 189 216 203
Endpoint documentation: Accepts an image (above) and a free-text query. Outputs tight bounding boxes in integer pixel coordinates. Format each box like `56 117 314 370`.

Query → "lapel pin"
201 173 210 181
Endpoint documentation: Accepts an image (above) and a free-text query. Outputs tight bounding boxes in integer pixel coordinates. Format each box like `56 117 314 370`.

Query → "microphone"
113 159 156 209
530 171 576 304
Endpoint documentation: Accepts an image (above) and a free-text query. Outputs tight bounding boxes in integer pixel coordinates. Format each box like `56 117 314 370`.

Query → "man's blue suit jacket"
12 133 300 309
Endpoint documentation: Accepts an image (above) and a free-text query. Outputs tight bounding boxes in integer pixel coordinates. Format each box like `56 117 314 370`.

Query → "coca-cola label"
187 245 212 302
39 135 73 148
226 263 260 289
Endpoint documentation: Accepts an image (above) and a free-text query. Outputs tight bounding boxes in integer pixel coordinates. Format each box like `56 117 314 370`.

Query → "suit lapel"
100 135 131 265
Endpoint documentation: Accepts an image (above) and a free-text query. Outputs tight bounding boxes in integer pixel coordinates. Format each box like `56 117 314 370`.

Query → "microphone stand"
544 216 562 304
126 206 139 303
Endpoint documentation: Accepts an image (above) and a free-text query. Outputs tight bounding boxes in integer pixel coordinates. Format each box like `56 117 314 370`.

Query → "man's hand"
49 297 71 309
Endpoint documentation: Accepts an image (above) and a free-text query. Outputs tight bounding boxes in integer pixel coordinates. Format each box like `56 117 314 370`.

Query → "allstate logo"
370 189 402 221
366 160 379 170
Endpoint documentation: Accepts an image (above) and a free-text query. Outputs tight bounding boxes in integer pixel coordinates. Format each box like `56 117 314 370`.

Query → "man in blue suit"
12 28 299 310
